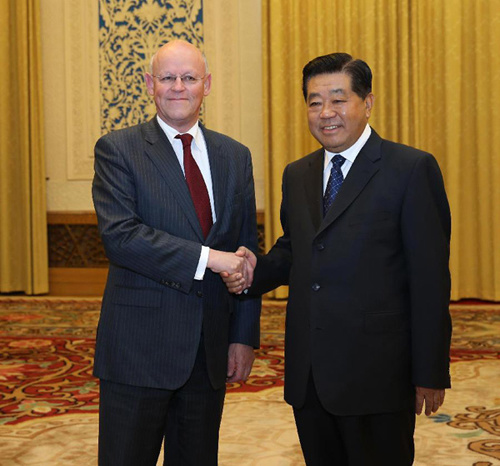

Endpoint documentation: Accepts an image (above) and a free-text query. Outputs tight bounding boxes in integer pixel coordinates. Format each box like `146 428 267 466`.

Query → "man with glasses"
92 40 261 465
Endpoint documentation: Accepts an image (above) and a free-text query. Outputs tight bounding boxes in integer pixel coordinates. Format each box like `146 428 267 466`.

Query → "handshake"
207 247 256 294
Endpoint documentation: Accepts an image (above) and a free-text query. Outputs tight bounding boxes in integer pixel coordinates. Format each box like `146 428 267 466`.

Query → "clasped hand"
208 247 256 294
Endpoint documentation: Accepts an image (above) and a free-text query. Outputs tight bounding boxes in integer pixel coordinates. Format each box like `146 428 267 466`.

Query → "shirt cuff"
194 246 210 280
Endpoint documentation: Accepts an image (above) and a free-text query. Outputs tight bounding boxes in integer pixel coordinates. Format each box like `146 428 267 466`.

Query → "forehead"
306 72 353 98
154 44 205 73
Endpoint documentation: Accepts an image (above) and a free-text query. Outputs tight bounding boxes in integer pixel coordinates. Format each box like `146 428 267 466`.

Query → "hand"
207 249 245 275
226 343 255 383
221 246 257 294
415 386 446 416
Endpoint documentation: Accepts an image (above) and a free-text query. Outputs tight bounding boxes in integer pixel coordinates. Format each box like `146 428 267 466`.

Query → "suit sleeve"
250 165 293 295
229 148 262 348
401 153 452 389
92 134 202 293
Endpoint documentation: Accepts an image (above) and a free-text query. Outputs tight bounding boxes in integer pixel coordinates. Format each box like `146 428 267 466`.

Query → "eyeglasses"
152 74 206 86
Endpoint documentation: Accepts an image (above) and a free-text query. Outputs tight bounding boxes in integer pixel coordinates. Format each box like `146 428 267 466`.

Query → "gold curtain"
0 0 48 294
263 0 500 300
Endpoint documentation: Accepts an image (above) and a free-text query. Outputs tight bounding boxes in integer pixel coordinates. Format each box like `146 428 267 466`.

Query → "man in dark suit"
92 40 261 465
224 53 451 465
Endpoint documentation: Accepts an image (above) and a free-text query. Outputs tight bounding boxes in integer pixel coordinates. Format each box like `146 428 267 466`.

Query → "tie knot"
175 133 193 148
332 154 345 169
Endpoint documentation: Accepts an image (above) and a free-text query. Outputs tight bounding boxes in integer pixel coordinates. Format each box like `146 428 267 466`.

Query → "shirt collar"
324 124 372 168
156 116 203 150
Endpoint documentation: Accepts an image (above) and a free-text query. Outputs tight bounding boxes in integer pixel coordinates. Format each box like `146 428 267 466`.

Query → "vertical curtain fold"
0 0 48 294
263 0 500 300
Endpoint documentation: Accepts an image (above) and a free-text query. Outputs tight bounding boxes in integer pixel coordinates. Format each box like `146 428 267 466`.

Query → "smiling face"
306 72 374 153
145 41 211 132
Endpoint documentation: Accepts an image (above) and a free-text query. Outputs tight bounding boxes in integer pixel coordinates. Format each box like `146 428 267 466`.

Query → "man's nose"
320 104 336 119
171 76 186 91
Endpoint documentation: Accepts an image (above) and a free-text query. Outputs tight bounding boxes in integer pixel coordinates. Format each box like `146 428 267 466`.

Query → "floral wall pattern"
99 0 203 134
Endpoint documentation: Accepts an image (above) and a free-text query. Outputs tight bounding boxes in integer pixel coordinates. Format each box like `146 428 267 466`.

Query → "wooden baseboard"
49 268 108 296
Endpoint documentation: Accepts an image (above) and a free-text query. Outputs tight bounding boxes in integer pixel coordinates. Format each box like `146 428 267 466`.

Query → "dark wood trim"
48 268 108 296
47 211 98 225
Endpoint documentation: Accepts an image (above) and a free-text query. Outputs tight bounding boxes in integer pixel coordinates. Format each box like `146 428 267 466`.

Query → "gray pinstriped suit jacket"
92 117 261 390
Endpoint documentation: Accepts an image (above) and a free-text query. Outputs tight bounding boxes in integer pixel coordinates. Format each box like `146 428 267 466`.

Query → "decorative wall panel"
99 0 203 134
47 212 265 268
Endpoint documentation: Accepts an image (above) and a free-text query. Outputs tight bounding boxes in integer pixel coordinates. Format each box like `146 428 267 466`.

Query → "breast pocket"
348 211 391 226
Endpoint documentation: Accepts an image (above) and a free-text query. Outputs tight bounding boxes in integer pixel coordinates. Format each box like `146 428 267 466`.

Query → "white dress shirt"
156 116 214 280
323 124 372 193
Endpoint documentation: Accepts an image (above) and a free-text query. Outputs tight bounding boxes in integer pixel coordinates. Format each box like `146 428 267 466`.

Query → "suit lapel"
142 118 204 241
303 149 324 232
201 125 229 242
316 131 382 237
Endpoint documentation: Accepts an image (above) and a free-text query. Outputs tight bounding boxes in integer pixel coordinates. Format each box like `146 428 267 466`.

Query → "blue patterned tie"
323 154 345 216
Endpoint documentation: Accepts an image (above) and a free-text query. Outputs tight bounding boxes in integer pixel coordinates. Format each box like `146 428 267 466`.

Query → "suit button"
312 283 321 292
196 291 203 298
316 243 325 251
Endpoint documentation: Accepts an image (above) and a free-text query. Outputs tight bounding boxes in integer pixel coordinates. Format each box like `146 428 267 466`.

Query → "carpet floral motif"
1 298 500 465
448 406 500 463
0 299 286 426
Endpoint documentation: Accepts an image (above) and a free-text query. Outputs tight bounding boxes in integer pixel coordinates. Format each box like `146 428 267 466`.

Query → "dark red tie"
175 133 213 238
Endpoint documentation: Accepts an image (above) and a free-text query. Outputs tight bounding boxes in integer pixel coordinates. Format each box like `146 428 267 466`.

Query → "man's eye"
309 102 320 107
160 76 176 83
182 75 197 83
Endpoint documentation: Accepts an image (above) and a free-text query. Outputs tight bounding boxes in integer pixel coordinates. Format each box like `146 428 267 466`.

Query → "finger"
432 391 444 413
243 362 254 380
228 285 244 294
415 393 424 415
245 260 254 287
224 276 245 288
222 273 242 284
425 397 433 416
227 366 243 383
227 363 236 380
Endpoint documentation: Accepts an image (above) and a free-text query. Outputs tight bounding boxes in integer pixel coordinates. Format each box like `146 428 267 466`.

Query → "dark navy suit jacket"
92 117 261 390
252 129 451 415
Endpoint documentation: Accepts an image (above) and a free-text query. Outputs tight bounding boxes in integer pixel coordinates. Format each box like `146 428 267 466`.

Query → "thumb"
235 246 247 257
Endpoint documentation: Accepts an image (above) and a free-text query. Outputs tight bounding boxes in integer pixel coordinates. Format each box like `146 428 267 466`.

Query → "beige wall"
41 0 265 211
41 0 100 211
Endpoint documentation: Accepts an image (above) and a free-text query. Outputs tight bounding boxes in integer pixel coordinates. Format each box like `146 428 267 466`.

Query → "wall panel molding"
64 0 101 180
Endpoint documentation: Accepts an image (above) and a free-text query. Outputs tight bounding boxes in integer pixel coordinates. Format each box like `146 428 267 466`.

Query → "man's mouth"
323 125 340 130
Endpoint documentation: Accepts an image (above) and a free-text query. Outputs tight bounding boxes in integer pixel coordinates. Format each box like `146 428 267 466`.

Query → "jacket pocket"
364 310 409 334
111 285 162 308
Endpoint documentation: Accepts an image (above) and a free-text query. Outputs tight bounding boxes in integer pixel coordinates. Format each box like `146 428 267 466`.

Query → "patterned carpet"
0 298 499 465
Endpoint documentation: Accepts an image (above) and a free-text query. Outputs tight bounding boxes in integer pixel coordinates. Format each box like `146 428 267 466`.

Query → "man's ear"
145 73 154 96
203 73 212 97
365 93 375 118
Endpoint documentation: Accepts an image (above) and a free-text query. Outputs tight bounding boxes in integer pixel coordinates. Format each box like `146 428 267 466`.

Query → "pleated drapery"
263 0 500 300
0 0 48 294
